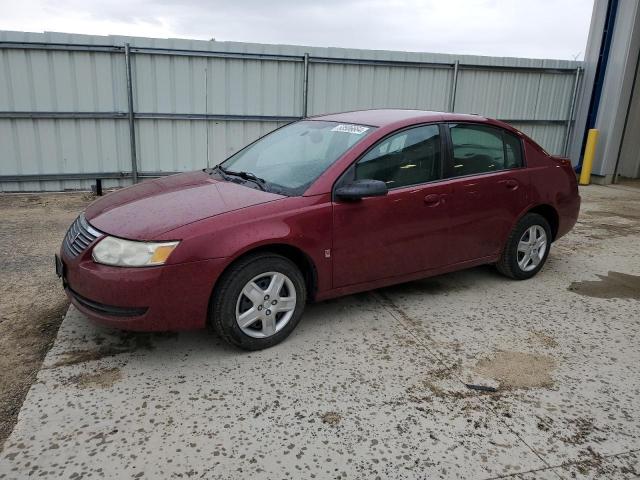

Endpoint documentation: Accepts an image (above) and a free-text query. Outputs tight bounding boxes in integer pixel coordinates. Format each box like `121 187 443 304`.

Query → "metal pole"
562 66 582 156
449 60 459 112
579 129 599 185
302 53 310 117
124 43 139 184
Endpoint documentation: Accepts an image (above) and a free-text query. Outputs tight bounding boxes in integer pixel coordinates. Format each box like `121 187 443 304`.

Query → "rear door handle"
500 179 519 190
424 194 441 206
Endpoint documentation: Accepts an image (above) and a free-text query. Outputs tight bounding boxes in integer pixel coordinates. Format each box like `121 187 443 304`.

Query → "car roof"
310 109 490 127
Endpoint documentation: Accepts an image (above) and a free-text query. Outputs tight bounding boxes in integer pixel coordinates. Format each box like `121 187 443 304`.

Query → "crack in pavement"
485 447 640 480
371 290 559 478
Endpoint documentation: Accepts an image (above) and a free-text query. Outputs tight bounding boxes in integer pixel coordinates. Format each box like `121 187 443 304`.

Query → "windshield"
220 120 375 195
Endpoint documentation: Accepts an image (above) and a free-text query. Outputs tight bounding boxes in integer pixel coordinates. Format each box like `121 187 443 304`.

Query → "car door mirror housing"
335 179 388 201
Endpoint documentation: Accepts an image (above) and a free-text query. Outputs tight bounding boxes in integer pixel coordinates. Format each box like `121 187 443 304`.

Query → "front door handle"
424 194 441 206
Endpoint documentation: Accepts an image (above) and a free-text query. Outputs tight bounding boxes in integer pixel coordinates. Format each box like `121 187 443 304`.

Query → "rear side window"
447 124 523 178
355 125 441 189
503 131 524 169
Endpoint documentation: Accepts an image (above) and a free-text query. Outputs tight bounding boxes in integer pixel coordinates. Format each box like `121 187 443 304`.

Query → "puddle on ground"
568 271 640 300
473 351 555 390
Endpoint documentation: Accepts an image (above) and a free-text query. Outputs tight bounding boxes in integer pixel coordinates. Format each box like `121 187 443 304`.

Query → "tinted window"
447 123 523 177
503 131 524 168
354 125 441 189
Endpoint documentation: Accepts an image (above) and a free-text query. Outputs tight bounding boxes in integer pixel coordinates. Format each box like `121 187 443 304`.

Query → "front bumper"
59 248 228 331
67 287 149 317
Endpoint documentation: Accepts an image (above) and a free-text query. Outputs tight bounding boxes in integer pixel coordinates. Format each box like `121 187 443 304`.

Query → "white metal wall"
0 31 582 192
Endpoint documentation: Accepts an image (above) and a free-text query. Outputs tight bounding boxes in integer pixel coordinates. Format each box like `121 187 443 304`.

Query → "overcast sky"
1 0 594 60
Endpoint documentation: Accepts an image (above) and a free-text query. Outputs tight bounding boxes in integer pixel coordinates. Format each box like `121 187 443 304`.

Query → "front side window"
354 124 442 189
447 123 523 178
221 120 374 195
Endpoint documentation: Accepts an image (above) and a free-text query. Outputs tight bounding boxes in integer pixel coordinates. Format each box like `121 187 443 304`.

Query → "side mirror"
335 179 388 201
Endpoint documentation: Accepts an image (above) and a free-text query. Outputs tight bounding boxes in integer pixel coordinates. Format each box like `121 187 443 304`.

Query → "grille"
63 214 103 257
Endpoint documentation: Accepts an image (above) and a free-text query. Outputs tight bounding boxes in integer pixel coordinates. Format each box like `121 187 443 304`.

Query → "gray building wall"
0 31 582 192
617 54 640 179
569 0 640 182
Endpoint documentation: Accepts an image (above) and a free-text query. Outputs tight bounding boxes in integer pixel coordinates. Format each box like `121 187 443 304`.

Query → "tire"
209 253 307 350
496 213 552 280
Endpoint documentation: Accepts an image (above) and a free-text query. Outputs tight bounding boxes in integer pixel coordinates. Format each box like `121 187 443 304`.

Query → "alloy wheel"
235 271 297 338
517 225 547 272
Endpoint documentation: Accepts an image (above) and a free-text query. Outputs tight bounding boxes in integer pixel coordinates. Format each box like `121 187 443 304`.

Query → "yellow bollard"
579 129 599 185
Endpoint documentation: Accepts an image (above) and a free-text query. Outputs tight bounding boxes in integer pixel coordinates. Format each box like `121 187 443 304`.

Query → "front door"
332 124 452 288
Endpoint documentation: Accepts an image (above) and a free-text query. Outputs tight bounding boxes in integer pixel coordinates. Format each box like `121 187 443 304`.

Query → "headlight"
92 236 179 267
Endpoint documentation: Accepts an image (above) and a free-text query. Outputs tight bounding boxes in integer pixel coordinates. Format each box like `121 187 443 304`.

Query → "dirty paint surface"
1 184 639 479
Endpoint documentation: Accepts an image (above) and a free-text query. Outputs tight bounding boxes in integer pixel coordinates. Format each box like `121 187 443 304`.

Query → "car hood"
85 171 285 240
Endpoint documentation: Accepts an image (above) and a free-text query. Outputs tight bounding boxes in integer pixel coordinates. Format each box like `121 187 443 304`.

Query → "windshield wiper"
209 165 267 191
224 169 267 191
207 164 230 180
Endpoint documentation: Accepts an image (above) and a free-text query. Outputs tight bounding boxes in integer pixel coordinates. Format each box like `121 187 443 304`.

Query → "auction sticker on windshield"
330 124 370 134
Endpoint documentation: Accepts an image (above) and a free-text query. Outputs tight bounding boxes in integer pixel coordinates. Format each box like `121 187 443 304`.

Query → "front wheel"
496 213 552 280
210 253 307 350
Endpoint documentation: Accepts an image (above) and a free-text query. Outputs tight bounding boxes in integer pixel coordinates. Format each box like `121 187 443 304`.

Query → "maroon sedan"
57 109 580 350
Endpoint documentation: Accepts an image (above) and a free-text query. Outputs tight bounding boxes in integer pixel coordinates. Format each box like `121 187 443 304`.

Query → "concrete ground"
1 184 639 479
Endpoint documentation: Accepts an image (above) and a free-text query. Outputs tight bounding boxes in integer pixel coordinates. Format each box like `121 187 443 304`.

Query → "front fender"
159 195 334 293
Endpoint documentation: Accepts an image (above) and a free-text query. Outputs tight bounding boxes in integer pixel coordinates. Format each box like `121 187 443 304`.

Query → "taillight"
553 157 579 190
551 155 571 166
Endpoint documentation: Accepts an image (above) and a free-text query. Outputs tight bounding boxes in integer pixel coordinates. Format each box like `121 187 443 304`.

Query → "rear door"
332 124 452 288
443 123 530 263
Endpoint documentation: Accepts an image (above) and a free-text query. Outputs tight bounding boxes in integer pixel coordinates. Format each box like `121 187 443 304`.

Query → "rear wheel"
210 253 307 350
496 213 551 280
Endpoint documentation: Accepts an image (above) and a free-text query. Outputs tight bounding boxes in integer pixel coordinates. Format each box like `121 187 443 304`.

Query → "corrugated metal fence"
0 31 583 192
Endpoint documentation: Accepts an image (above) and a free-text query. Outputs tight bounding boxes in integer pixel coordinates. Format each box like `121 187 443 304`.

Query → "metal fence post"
302 53 310 117
124 43 139 183
562 66 582 156
449 60 459 112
